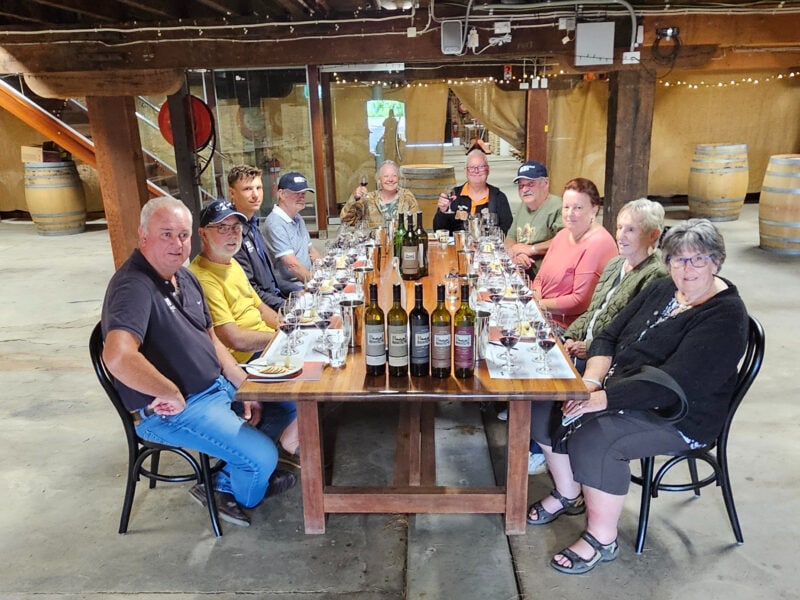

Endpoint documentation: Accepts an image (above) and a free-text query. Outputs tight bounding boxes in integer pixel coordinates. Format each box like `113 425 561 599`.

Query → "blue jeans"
135 376 278 508
231 400 297 443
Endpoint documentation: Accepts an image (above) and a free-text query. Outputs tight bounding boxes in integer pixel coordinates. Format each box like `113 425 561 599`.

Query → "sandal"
550 531 619 575
526 489 585 525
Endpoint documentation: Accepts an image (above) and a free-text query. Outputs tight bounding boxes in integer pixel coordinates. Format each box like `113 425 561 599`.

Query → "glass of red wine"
497 305 521 375
537 325 556 375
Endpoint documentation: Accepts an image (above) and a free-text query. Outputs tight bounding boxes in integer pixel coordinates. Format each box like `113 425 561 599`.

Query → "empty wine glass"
486 273 505 320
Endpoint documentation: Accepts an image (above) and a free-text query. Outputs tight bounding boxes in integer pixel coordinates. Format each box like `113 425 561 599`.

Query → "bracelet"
530 244 536 255
582 377 603 389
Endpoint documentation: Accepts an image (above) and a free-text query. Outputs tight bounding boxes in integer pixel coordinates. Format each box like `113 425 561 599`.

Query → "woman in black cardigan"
526 219 749 575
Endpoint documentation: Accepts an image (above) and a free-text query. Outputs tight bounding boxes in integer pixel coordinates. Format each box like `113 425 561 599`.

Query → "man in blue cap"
505 160 563 274
263 171 323 294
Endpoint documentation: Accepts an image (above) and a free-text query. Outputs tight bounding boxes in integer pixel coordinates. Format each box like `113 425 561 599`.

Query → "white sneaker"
527 452 547 475
497 409 508 421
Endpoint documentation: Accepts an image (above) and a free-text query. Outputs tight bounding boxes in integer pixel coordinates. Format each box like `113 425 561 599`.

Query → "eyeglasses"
466 165 489 173
206 223 243 235
667 254 713 269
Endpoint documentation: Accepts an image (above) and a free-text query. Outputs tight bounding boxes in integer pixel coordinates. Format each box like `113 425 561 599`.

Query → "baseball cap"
278 172 315 193
513 161 548 183
199 199 247 227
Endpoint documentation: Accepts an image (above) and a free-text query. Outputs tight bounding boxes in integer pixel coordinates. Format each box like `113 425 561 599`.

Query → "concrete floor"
0 151 798 599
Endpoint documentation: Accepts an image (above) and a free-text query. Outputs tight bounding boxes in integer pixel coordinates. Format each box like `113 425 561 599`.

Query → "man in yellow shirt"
189 199 299 464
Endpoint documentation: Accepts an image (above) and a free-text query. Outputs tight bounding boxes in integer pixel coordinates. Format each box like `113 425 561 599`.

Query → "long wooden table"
237 243 588 534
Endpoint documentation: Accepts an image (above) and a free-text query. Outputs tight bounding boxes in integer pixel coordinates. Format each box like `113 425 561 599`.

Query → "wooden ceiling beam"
26 0 123 23
1 13 797 75
113 0 175 19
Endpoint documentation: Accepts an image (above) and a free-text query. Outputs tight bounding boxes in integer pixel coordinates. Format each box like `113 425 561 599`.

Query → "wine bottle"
409 283 430 377
415 210 429 277
393 213 406 259
387 283 409 377
364 283 386 376
389 256 407 309
401 213 420 280
431 283 452 378
453 283 475 378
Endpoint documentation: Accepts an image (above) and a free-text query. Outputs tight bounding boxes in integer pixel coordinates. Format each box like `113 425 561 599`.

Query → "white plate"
244 362 303 379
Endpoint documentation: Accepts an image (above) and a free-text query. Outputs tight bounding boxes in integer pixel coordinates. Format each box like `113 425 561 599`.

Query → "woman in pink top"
532 178 618 330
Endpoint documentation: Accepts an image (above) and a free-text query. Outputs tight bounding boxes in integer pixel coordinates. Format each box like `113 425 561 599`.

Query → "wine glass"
277 304 299 356
497 305 521 376
443 189 456 214
486 273 505 320
445 271 460 313
537 324 556 375
314 295 336 346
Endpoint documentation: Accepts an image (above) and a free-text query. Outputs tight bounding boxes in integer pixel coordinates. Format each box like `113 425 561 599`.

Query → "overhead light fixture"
320 63 405 73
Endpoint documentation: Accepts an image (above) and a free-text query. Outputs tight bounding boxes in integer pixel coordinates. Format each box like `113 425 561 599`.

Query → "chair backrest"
89 322 140 448
719 315 765 446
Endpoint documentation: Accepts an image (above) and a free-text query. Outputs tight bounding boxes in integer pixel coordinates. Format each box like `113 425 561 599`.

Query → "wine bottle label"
431 326 451 368
365 325 386 366
453 324 474 368
402 246 419 275
410 325 430 363
388 325 409 366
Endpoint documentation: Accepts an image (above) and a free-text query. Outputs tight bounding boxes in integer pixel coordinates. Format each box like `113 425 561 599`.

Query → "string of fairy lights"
331 69 800 90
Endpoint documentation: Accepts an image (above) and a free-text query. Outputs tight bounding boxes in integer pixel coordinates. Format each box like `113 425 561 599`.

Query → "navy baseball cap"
513 161 548 182
278 172 315 193
199 199 247 227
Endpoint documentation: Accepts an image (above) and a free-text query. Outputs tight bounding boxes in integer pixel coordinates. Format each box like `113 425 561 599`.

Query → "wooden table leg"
504 400 531 535
420 402 436 486
297 401 325 534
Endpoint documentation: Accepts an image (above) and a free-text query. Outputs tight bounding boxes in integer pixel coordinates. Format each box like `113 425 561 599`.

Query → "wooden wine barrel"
400 164 456 229
759 154 800 255
23 161 87 235
688 144 749 221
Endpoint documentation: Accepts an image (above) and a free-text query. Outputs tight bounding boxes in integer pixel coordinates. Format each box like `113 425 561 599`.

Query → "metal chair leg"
635 457 655 554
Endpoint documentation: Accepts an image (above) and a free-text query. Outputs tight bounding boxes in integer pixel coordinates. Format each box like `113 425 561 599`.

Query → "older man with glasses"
505 161 564 275
433 148 513 234
189 198 301 469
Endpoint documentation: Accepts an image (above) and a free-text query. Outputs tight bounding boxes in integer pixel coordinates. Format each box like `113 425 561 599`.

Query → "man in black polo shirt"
228 165 285 311
101 196 295 527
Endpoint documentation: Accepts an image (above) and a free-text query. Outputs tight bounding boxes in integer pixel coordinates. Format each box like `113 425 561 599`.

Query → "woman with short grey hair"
526 218 748 576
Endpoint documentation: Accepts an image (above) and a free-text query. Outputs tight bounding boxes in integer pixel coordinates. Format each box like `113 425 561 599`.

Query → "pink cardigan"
533 225 618 328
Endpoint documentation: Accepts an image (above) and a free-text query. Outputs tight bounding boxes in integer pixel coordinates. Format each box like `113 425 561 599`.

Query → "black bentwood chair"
630 315 765 554
89 323 224 536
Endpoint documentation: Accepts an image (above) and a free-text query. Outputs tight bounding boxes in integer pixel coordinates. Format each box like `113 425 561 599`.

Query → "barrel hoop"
29 210 86 218
762 171 800 178
695 144 747 152
690 166 748 173
759 218 800 228
761 186 800 194
767 156 800 165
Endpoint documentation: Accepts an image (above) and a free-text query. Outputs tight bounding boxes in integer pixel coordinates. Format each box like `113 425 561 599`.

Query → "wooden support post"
525 89 548 164
320 71 338 223
307 65 328 234
603 69 656 231
86 96 149 269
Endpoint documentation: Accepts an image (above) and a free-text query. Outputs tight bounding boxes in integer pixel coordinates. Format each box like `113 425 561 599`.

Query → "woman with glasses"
340 160 418 228
526 219 749 576
433 149 513 234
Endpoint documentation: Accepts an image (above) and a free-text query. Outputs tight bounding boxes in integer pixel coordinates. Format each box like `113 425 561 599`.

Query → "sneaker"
189 483 251 527
497 409 508 421
528 451 548 476
265 468 297 499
